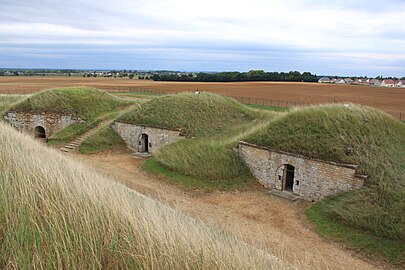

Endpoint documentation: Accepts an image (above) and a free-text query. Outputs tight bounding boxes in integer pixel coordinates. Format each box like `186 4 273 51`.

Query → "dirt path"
75 152 393 270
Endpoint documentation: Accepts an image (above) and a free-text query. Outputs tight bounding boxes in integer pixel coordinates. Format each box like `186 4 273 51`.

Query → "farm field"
0 76 404 118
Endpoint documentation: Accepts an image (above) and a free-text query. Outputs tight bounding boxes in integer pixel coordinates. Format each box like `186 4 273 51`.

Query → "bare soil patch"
0 77 404 118
75 151 394 270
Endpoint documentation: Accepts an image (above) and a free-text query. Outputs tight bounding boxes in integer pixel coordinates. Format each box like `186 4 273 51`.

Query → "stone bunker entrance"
284 164 295 192
238 141 366 201
139 134 149 153
4 111 82 138
112 121 185 155
34 126 46 139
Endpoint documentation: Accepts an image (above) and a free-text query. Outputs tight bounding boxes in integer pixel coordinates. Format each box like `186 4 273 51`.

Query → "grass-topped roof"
245 103 405 175
117 92 257 137
9 87 129 120
246 103 405 240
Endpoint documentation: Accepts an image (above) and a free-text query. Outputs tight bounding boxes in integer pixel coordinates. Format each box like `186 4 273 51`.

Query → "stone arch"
34 126 46 139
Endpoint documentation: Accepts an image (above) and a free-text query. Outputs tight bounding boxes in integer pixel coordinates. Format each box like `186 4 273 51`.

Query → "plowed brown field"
1 76 404 119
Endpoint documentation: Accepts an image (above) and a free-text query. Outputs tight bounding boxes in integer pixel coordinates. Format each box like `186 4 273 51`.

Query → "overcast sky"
1 0 405 76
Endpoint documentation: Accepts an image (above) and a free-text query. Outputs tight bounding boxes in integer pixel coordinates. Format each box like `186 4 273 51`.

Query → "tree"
129 74 135 79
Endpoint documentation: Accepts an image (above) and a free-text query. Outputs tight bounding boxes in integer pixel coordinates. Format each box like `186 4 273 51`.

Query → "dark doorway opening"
34 126 46 139
140 134 149 153
284 164 295 192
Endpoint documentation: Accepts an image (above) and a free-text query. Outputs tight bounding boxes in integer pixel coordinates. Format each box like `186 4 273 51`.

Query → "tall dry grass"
0 122 290 269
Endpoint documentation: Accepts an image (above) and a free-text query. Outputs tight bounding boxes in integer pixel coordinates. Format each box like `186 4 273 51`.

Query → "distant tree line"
150 70 319 82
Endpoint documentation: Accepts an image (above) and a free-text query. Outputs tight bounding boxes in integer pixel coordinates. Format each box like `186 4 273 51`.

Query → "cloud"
0 0 404 76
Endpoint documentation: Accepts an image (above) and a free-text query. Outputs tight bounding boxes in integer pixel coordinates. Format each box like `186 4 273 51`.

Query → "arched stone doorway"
139 133 149 153
34 126 46 139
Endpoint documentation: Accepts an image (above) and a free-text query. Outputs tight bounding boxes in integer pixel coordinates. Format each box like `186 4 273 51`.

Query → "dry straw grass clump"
0 122 290 269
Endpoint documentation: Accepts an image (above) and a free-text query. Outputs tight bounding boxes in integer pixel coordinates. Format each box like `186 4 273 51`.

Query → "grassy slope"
6 87 136 146
154 118 278 180
119 92 282 181
0 94 27 115
79 125 128 154
118 92 257 137
0 122 288 269
143 158 255 191
10 87 131 120
306 200 405 264
246 104 405 241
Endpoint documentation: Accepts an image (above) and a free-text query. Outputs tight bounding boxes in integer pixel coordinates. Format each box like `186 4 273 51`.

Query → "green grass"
79 125 128 154
117 92 282 184
0 94 27 115
143 158 256 191
118 92 259 137
47 121 100 147
6 87 140 146
10 87 133 120
306 201 405 264
154 115 280 180
247 104 290 112
246 104 405 241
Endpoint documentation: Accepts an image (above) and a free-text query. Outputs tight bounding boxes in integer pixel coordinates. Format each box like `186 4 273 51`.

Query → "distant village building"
355 78 369 85
336 78 346 84
381 79 396 87
344 78 354 84
318 77 331 83
396 80 405 88
369 79 381 86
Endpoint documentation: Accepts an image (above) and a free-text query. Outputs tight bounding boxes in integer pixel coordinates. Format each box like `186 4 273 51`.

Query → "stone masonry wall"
112 121 184 154
4 111 82 138
238 142 365 201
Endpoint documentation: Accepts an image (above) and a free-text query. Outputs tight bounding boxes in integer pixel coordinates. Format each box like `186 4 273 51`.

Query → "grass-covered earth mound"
122 93 281 182
246 104 405 241
117 92 257 137
0 95 26 115
8 87 134 146
9 87 128 120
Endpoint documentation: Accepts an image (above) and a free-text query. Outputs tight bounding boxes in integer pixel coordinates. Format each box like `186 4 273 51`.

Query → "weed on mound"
246 104 405 241
117 92 256 137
